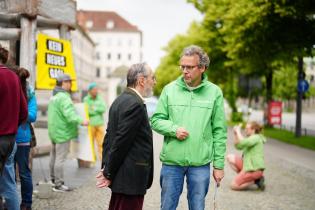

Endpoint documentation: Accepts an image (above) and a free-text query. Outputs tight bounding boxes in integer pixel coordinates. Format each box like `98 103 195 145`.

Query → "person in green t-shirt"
84 82 107 160
227 121 266 191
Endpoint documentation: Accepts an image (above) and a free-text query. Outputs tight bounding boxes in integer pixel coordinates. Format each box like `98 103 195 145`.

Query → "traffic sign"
297 80 309 93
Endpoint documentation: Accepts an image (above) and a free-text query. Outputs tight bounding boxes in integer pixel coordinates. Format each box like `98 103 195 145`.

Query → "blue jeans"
0 143 19 210
15 145 33 207
160 164 210 210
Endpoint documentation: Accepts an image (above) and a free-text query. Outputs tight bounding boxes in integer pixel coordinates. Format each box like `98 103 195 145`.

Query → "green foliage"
154 0 315 111
154 21 230 95
273 62 297 101
305 86 315 98
231 112 243 123
263 127 315 151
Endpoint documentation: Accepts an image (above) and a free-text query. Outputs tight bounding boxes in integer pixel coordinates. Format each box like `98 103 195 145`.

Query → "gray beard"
144 89 153 98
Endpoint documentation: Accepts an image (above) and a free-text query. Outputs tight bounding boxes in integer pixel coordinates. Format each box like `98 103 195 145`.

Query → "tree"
273 62 297 111
190 0 315 102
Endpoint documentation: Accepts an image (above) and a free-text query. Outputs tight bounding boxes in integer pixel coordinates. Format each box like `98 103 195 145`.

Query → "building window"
96 68 101 78
117 39 122 46
106 20 115 29
128 54 132 61
128 39 132 46
107 53 111 60
117 53 121 60
107 38 112 46
86 20 93 28
106 67 111 76
96 52 100 60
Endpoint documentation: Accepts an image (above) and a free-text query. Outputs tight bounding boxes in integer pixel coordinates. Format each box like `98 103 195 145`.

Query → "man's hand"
96 169 111 188
81 120 89 126
213 169 224 186
176 127 189 140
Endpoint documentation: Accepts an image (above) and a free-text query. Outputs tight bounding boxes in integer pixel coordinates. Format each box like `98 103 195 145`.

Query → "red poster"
268 101 282 125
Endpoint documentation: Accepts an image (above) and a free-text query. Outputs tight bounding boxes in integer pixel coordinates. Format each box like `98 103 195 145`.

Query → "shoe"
52 185 72 192
47 180 55 187
20 204 32 210
255 176 265 191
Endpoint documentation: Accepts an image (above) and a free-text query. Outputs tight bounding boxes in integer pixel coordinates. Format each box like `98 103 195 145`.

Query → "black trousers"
108 192 144 210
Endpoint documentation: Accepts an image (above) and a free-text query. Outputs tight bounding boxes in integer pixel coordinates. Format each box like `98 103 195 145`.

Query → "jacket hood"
52 86 67 96
27 84 35 101
176 73 209 91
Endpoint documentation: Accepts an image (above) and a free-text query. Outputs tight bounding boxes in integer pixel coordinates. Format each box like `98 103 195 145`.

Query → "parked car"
145 96 158 118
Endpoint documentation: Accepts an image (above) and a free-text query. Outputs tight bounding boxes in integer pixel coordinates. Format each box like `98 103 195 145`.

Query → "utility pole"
295 56 304 137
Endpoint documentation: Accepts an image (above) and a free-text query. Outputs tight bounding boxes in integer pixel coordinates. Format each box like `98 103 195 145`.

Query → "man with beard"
96 63 156 210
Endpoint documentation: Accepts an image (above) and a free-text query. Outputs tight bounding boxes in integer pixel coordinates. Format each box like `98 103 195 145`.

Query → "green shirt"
83 94 106 126
236 134 266 172
151 75 227 169
48 91 83 143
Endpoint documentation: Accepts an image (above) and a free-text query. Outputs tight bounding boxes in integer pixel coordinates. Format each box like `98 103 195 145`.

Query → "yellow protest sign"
36 33 77 91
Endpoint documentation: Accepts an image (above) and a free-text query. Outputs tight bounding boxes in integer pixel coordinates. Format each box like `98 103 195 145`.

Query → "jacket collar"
125 88 145 104
176 73 209 91
86 93 99 100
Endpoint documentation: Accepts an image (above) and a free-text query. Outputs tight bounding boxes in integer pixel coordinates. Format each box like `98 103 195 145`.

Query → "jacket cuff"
171 125 179 137
213 160 224 170
102 168 112 180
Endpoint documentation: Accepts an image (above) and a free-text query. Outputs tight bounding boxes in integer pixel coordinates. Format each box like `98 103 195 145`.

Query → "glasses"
144 75 156 82
179 65 199 72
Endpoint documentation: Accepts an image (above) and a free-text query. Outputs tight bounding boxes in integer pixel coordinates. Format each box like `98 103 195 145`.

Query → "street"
32 129 315 210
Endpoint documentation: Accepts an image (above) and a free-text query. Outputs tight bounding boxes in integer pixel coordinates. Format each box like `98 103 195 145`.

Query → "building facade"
77 10 143 104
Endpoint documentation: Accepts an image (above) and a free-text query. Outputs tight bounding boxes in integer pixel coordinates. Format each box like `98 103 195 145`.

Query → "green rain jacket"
48 90 83 143
83 94 106 126
236 134 266 172
151 75 227 169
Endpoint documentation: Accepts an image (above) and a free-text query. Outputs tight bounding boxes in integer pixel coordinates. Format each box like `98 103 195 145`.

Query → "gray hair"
127 62 149 87
181 45 210 69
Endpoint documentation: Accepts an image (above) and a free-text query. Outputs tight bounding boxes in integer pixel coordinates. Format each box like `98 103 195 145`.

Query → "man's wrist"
102 170 112 180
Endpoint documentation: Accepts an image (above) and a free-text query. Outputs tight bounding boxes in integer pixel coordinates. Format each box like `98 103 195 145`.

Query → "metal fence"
274 124 315 137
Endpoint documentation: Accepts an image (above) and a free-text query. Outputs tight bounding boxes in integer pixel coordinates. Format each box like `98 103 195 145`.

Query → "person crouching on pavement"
227 121 266 191
83 82 107 161
48 73 89 192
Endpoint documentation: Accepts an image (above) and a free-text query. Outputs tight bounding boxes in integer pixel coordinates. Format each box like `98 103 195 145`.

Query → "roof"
77 10 141 33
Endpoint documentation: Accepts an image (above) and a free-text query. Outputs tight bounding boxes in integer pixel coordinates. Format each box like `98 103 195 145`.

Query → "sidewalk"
32 130 315 210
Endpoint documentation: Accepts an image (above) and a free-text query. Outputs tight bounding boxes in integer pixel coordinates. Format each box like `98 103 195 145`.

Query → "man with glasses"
151 45 227 210
96 63 156 210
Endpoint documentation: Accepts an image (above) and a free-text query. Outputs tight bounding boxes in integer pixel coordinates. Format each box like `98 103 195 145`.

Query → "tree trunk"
227 69 237 113
265 71 273 103
264 70 273 126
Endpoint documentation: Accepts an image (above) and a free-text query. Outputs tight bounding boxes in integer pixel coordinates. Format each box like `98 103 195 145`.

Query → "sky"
76 0 203 69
